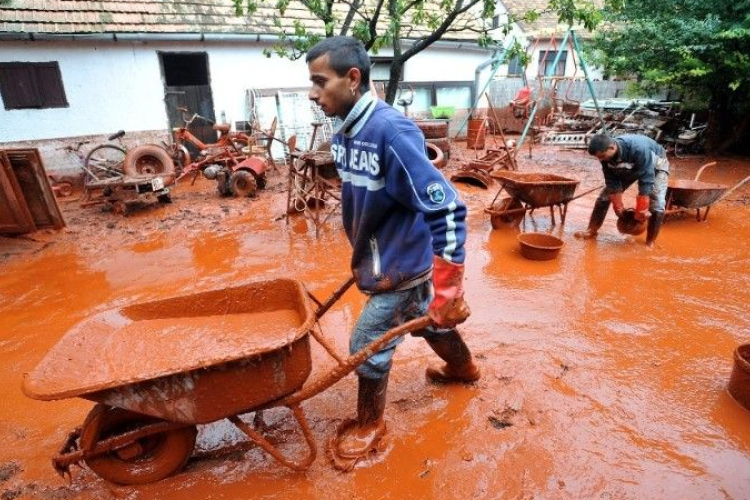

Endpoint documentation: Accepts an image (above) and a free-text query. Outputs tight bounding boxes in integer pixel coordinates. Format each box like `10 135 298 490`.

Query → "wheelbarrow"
666 161 750 221
484 171 601 229
22 277 431 485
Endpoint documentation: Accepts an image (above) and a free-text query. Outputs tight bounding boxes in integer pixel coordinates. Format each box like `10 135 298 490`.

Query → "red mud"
1 138 750 499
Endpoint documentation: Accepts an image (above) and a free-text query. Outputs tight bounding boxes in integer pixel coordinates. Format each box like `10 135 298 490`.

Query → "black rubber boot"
424 330 481 383
334 375 389 459
646 210 665 247
575 198 610 239
357 374 389 425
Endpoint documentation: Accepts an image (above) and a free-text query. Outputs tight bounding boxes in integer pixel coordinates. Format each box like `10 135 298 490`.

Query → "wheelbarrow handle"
694 161 717 181
310 276 357 320
267 315 433 409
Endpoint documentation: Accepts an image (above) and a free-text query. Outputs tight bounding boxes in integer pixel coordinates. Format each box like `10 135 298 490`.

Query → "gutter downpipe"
0 32 491 51
454 40 511 139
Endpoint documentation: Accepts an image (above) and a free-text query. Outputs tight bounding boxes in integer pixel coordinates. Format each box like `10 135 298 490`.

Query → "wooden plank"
0 152 36 234
4 149 65 230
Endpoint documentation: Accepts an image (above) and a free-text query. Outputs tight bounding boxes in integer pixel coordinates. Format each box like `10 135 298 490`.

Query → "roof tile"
0 0 489 42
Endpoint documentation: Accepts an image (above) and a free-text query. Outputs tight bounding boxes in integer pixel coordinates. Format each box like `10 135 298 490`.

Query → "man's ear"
347 67 362 90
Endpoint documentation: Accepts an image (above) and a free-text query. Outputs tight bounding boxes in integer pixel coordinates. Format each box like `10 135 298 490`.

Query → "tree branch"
339 0 364 35
401 0 482 60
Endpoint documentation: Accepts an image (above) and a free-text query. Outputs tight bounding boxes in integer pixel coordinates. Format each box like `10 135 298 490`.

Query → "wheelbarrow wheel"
80 404 197 485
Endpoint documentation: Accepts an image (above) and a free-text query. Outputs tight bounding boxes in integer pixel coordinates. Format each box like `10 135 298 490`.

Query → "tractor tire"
230 170 258 197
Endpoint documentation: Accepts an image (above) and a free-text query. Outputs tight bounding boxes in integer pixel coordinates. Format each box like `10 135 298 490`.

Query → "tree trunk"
384 62 404 105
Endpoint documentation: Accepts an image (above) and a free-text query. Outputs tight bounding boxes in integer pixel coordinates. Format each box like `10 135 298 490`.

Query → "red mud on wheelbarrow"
23 278 316 425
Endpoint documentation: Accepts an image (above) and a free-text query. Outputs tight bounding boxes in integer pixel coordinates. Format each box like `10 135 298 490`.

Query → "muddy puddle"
0 143 749 499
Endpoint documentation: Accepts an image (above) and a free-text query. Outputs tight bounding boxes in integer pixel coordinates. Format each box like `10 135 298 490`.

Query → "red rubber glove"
634 194 652 221
608 192 625 217
429 257 471 328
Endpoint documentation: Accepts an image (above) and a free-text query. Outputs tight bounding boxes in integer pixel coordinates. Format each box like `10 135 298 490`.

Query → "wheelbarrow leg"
561 202 569 226
701 206 711 222
229 403 317 471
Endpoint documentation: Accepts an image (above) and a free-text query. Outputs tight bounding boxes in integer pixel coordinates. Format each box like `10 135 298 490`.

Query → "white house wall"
0 38 491 172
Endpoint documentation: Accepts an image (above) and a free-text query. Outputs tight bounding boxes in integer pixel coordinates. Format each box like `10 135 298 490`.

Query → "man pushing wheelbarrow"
305 36 481 470
23 36 480 486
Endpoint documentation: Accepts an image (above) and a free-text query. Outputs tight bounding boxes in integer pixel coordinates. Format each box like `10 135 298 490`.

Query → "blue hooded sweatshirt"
330 93 467 293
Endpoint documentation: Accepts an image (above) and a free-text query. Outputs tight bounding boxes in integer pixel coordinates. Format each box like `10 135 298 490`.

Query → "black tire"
157 192 172 204
415 120 449 139
230 170 258 197
123 144 175 178
80 404 197 485
427 137 451 159
490 197 524 229
83 144 127 182
425 142 447 169
170 145 192 176
216 170 232 197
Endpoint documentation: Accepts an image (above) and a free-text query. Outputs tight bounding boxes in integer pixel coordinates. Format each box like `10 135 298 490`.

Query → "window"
491 15 500 29
370 57 400 82
0 62 68 110
538 50 567 77
507 56 523 76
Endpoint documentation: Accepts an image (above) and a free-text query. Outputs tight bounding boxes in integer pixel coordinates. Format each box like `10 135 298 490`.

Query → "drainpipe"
454 48 507 139
474 49 502 101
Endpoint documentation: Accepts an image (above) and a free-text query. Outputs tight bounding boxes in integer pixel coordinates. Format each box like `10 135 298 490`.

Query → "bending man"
575 133 669 247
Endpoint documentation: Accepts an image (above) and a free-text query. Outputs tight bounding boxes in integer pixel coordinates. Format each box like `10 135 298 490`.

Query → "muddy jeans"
598 167 669 212
351 280 450 379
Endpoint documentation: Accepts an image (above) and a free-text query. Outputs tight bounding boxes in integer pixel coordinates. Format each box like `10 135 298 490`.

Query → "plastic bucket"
517 232 564 261
467 119 486 150
728 343 750 412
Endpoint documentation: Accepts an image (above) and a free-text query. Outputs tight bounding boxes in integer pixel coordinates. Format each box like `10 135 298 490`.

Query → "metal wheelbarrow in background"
484 171 601 230
666 162 750 221
22 278 431 485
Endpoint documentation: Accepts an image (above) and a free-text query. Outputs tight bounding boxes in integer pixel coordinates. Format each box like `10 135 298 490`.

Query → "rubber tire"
416 120 449 139
157 192 172 204
425 142 447 169
80 404 197 485
84 144 127 182
427 137 451 159
216 171 232 197
230 170 258 197
490 197 524 229
123 144 175 178
170 145 192 177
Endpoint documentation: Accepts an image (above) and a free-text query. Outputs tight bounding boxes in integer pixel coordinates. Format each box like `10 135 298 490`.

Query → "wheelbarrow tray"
490 171 579 207
667 178 728 209
23 278 316 425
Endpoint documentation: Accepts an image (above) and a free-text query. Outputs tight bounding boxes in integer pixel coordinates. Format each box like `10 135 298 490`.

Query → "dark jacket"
601 134 668 195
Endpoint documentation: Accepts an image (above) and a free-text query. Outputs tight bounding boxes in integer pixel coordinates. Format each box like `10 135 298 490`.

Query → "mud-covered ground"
1 137 749 500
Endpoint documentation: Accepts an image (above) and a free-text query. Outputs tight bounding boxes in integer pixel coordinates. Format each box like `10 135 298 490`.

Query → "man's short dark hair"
306 36 371 93
587 134 614 155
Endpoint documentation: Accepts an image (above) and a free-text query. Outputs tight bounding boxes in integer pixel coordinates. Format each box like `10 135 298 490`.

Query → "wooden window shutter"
0 64 41 109
0 62 68 110
35 63 68 108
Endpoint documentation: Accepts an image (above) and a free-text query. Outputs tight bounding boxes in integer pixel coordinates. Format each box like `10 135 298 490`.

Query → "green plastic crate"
430 106 456 119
